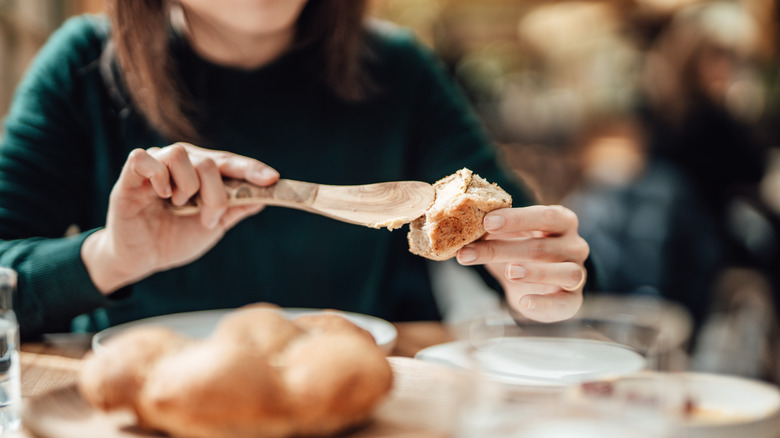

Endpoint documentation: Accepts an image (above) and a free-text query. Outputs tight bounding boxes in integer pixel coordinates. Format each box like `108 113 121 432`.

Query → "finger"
221 157 279 187
483 205 578 237
457 238 564 265
177 142 279 186
483 230 544 240
149 144 200 206
504 262 586 291
121 149 172 198
460 233 590 265
508 289 583 323
191 157 229 229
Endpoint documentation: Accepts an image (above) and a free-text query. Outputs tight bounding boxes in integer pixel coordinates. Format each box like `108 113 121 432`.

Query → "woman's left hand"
456 205 590 322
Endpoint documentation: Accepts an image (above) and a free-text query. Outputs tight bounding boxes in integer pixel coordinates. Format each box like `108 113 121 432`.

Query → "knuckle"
127 148 147 163
552 205 578 229
165 143 189 163
576 237 590 260
542 206 558 224
527 239 546 259
525 265 544 282
481 242 496 262
144 146 161 156
570 266 585 284
563 208 579 229
170 143 188 155
172 141 193 150
195 157 218 174
570 212 579 230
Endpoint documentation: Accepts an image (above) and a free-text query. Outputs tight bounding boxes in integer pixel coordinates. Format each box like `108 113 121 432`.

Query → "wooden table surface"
14 321 456 438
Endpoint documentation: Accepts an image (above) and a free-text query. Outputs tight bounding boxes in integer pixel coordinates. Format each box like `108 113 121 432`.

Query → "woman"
0 0 589 339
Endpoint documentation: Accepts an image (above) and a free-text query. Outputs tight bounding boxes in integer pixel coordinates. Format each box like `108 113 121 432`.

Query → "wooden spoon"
169 179 435 229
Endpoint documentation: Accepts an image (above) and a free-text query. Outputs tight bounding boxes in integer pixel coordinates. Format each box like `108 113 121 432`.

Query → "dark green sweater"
0 15 530 338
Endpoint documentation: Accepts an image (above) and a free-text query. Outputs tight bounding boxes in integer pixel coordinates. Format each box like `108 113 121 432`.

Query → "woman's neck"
173 7 295 70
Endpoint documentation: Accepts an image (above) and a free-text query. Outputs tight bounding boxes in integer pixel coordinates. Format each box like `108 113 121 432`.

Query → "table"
15 322 456 438
18 321 779 438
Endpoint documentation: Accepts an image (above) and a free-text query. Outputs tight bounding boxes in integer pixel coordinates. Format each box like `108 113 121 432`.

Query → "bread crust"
408 168 512 260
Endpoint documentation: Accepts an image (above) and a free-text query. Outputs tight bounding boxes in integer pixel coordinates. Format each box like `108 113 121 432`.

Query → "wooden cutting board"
23 357 467 438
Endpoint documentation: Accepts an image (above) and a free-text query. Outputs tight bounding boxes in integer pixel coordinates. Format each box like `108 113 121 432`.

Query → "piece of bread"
408 168 512 260
78 304 393 438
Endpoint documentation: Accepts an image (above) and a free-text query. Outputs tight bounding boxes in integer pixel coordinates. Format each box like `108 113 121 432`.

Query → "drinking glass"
0 268 21 434
450 295 693 438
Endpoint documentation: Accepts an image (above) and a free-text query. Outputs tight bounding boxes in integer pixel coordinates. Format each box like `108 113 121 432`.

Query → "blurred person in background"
564 117 721 335
639 1 780 379
639 1 773 267
0 0 590 339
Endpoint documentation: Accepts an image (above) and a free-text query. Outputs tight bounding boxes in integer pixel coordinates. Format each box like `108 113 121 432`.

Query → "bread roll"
137 340 293 438
77 326 189 412
280 331 394 436
408 168 512 260
78 305 393 438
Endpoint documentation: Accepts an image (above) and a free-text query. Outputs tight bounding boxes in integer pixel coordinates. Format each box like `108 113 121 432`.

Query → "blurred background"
1 0 779 381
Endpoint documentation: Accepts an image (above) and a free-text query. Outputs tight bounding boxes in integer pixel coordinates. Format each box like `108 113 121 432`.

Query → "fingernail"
523 296 536 310
508 265 526 280
483 214 504 231
458 247 477 263
207 216 220 229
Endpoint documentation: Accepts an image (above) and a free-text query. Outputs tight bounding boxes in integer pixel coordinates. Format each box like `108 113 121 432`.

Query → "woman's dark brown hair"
106 0 370 141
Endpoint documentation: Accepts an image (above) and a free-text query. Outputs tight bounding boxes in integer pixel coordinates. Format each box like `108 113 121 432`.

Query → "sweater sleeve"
0 15 114 338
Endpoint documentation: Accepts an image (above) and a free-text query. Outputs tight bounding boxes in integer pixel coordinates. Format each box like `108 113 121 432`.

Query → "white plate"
568 371 780 438
415 337 646 387
92 308 398 354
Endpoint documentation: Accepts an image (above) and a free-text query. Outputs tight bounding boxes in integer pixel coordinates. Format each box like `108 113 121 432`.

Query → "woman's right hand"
81 142 279 295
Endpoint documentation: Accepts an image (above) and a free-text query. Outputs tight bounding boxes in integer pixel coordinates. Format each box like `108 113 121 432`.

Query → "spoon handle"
169 179 319 216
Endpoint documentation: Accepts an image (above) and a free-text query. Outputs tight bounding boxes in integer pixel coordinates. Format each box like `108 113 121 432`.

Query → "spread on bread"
78 303 393 438
369 216 408 231
408 168 512 260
